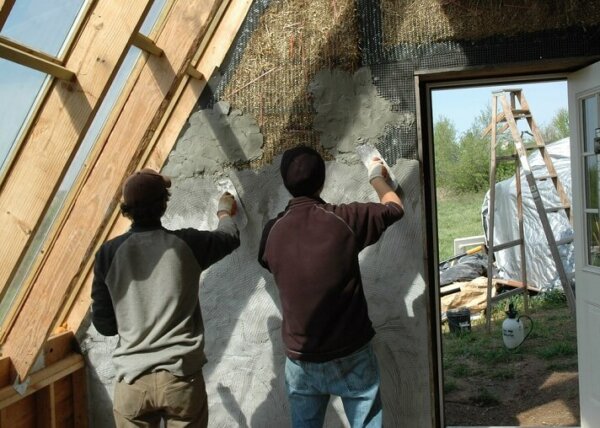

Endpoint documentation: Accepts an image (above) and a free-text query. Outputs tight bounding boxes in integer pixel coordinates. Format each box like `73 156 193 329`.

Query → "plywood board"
3 0 223 380
0 0 153 302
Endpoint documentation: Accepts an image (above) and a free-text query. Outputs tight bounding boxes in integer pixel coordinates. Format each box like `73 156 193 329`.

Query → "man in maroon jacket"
258 145 404 428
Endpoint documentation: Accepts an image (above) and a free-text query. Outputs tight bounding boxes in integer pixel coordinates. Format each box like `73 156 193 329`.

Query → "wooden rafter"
0 1 153 313
0 0 16 31
3 0 225 381
60 0 253 336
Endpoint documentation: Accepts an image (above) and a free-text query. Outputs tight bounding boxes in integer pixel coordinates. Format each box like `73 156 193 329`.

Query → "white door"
568 61 600 427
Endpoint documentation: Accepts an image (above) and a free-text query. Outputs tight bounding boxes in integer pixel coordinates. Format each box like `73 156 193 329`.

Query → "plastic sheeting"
482 138 574 291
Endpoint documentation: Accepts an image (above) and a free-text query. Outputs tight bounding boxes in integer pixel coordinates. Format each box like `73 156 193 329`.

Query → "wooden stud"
132 33 164 57
3 0 223 381
0 0 153 333
71 369 87 428
60 0 253 334
0 358 12 390
53 377 72 428
34 385 55 428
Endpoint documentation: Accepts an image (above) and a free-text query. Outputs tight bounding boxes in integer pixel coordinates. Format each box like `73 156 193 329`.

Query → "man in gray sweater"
91 168 240 427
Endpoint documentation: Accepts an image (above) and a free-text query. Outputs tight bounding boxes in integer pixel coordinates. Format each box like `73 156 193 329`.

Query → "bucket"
447 307 471 334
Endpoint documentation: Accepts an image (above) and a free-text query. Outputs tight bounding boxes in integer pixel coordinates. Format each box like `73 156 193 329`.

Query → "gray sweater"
91 217 240 383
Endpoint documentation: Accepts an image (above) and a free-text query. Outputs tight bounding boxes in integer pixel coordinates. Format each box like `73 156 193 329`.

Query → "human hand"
217 192 237 218
367 157 388 183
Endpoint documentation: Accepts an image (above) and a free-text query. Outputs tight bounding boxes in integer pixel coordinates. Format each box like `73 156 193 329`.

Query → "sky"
432 80 568 138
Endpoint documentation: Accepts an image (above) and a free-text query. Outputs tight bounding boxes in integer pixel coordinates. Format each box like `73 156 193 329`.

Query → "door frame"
415 58 598 427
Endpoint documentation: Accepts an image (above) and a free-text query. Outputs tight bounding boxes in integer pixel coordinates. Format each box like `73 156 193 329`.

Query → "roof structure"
0 0 251 422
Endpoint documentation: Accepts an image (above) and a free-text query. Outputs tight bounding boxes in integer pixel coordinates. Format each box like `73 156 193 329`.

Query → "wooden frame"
0 2 178 344
59 0 253 337
0 332 86 427
3 0 228 380
0 0 153 318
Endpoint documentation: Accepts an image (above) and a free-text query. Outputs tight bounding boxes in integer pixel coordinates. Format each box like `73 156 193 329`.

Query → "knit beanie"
280 146 325 197
122 168 171 207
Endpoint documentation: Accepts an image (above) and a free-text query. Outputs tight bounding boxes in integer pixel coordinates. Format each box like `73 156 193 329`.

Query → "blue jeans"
285 343 382 428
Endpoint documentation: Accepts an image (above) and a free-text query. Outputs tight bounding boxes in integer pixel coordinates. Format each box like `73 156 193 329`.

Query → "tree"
433 116 459 190
540 108 569 143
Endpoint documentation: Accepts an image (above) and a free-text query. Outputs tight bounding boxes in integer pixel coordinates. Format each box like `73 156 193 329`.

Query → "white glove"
367 159 387 183
217 192 237 217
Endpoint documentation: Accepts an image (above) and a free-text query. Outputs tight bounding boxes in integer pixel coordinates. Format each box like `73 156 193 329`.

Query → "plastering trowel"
216 178 248 230
355 143 398 189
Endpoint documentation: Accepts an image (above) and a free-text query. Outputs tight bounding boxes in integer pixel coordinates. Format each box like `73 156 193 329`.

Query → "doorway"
423 77 580 426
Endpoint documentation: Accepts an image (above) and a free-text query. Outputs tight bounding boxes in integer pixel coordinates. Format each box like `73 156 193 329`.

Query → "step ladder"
483 89 576 331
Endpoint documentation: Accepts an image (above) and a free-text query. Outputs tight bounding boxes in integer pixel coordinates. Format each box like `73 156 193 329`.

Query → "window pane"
0 59 48 171
585 155 599 210
582 95 598 154
587 213 600 267
1 0 86 57
139 0 169 36
0 47 142 326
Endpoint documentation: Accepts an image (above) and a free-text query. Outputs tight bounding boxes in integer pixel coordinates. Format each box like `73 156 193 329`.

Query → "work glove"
217 192 237 217
367 158 388 183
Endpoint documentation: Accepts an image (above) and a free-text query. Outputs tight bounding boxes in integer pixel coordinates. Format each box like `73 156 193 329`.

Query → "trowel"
216 178 248 230
355 143 398 189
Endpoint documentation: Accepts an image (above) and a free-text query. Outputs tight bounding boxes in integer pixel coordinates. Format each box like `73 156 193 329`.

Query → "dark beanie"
280 146 325 197
122 168 171 207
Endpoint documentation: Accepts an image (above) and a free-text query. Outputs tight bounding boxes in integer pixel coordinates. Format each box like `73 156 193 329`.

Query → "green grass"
436 189 487 261
442 293 578 407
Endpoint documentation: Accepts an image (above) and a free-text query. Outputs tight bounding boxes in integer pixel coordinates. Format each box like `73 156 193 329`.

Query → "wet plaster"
79 66 432 427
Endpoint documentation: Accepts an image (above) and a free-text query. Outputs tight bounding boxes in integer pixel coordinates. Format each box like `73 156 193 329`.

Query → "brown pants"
113 371 208 428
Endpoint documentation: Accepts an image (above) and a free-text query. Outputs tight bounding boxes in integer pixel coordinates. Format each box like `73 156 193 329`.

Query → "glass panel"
587 213 600 267
0 59 48 172
582 95 598 153
1 0 86 57
0 47 143 326
139 0 169 36
585 155 599 210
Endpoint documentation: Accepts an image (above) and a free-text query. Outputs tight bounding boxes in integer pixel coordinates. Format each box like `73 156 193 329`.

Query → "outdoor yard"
442 291 579 426
437 190 579 426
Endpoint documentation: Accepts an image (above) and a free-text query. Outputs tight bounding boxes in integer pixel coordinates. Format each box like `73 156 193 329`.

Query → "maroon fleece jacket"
258 196 403 362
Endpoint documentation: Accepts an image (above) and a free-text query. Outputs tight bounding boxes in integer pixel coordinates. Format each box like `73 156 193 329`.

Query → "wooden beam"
132 33 164 57
3 0 223 381
0 354 83 410
0 37 74 80
60 0 253 335
0 0 15 31
185 64 204 80
0 1 153 317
